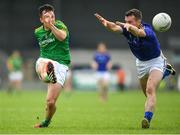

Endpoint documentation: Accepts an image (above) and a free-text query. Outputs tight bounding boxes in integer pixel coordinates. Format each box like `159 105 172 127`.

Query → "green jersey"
8 56 22 72
34 20 71 66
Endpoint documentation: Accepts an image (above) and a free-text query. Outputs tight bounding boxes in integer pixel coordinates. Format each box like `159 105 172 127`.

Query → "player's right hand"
94 13 107 27
44 18 52 29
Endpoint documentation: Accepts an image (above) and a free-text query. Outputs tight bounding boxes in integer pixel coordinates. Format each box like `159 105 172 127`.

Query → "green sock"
40 119 51 127
44 75 50 83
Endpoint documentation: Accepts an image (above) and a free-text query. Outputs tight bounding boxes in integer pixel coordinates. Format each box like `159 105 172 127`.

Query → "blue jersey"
122 22 161 61
94 52 111 72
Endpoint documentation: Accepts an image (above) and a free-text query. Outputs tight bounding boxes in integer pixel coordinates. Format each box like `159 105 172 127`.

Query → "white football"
152 13 172 32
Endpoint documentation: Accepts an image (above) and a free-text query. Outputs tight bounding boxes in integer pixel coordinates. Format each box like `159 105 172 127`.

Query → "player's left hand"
116 21 131 31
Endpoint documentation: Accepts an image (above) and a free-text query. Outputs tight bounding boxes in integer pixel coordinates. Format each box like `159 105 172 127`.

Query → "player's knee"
46 99 56 108
36 62 49 82
146 84 155 96
101 80 108 86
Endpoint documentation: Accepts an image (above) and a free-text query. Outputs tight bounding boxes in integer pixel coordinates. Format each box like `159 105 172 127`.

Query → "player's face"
125 15 141 27
40 10 55 24
98 44 107 53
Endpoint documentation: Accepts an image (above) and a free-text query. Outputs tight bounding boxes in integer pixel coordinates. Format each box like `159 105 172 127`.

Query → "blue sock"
162 68 171 80
144 112 153 122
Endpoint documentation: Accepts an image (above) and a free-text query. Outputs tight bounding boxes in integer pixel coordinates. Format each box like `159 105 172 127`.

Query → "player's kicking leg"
36 60 57 84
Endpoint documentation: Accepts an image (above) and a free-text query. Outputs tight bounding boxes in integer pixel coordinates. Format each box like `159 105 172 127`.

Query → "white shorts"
136 55 166 79
36 58 69 86
8 71 23 81
96 71 110 81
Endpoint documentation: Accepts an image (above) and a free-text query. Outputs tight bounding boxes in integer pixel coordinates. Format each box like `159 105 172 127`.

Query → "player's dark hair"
38 4 54 17
125 9 142 20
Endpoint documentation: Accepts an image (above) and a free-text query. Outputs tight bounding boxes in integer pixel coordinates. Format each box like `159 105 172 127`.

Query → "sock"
162 68 171 80
41 119 51 127
144 112 153 122
43 75 51 83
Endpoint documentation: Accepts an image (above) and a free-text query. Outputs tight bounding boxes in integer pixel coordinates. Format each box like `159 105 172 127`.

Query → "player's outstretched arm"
116 21 146 37
94 13 123 33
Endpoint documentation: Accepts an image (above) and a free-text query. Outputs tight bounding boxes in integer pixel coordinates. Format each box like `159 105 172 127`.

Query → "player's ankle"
40 119 51 127
144 111 153 122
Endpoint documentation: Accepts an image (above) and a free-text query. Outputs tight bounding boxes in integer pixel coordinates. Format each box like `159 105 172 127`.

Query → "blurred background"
0 0 180 91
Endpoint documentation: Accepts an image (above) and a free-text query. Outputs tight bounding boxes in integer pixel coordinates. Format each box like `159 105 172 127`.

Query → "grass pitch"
0 90 180 134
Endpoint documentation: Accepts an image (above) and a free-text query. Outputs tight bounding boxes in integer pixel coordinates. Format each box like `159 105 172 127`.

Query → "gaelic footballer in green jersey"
35 20 71 67
34 4 71 128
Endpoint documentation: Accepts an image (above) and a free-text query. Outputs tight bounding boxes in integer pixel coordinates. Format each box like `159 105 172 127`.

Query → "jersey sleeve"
34 30 38 39
144 26 154 39
55 20 68 33
34 26 43 39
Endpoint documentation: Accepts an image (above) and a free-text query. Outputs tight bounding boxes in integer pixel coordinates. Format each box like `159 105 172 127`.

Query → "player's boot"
166 63 176 75
162 63 176 79
141 118 150 129
46 62 57 83
34 120 51 128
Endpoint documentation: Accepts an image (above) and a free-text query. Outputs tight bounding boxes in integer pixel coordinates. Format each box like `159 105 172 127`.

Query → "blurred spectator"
116 66 126 91
6 50 23 92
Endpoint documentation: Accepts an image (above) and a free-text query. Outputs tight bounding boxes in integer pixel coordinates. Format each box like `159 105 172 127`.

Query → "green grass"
0 90 180 134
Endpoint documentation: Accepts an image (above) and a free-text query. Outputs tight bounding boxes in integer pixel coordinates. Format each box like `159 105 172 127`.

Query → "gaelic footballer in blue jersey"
92 42 112 102
95 9 175 128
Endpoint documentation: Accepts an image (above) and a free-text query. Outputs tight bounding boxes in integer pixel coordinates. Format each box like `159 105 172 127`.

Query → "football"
152 13 172 32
